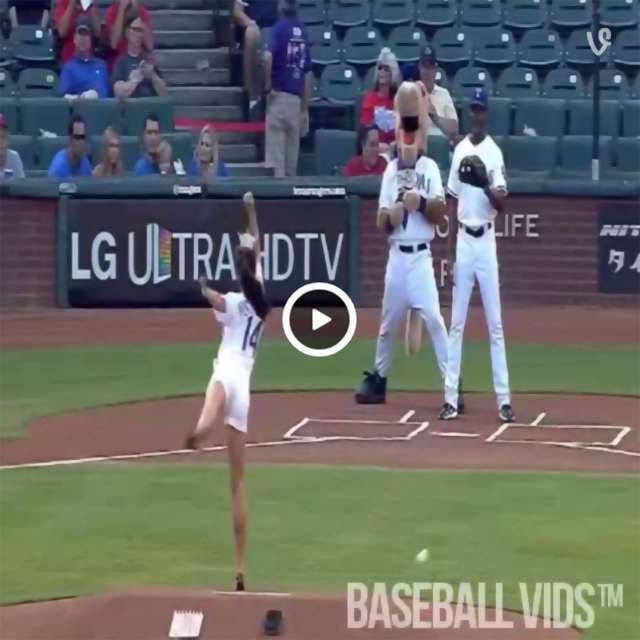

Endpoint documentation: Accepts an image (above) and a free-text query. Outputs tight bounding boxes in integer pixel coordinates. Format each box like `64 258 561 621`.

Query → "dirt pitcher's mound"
0 588 582 640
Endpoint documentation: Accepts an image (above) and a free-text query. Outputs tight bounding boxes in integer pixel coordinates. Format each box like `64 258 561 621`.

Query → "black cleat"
498 404 515 423
354 370 387 404
235 572 245 592
439 403 458 420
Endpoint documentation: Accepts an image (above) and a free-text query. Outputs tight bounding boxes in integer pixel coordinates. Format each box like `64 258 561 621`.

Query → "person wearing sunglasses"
48 114 93 178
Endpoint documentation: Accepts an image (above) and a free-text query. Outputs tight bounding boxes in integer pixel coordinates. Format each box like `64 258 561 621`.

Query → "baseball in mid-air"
415 548 429 564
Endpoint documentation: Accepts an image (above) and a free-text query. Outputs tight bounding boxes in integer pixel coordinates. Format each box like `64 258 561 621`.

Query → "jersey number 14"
242 317 263 354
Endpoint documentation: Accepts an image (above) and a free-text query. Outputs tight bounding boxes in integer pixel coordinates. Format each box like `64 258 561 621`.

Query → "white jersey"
379 155 445 244
447 135 507 226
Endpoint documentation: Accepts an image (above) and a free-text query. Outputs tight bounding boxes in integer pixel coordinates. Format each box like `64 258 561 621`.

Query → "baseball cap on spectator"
401 63 420 82
419 46 437 67
76 16 92 35
470 87 489 110
0 114 7 131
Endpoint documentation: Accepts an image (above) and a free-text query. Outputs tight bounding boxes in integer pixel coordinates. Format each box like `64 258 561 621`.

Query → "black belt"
398 243 428 254
459 222 492 238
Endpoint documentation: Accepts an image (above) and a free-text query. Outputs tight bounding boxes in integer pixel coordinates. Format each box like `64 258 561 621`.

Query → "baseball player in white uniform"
355 152 449 403
439 88 514 423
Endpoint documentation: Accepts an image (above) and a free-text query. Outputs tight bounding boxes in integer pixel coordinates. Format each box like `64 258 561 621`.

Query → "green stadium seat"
426 134 451 172
568 100 620 137
588 70 630 100
122 97 175 136
35 136 68 171
373 0 413 27
452 67 493 99
542 68 585 99
633 74 640 99
504 136 557 177
613 138 640 176
298 0 325 24
164 132 194 166
434 67 450 90
364 64 377 90
473 28 517 68
386 26 427 63
550 0 592 29
565 30 610 67
416 0 456 28
343 26 383 66
21 98 70 135
460 0 501 27
329 0 369 27
601 0 638 29
18 67 58 96
612 28 640 67
514 97 566 136
503 0 547 31
623 100 640 137
319 63 361 103
7 135 35 171
306 25 341 66
9 25 55 63
555 135 613 178
0 68 16 97
496 66 540 98
91 134 140 171
314 128 357 175
432 28 472 67
0 97 18 132
72 99 123 137
460 97 512 136
518 28 562 67
0 30 12 68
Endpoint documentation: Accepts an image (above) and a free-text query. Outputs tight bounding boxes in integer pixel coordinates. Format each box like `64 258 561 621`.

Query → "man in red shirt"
106 0 153 69
343 126 388 177
55 0 101 64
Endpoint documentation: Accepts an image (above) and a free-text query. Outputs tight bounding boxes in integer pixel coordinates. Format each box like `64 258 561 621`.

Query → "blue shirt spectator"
188 157 230 178
133 113 162 175
133 155 160 175
189 125 230 180
268 11 310 97
47 114 93 178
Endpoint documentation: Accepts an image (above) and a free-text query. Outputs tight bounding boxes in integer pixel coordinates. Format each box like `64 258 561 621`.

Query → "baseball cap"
76 16 91 34
470 87 489 110
419 45 437 67
401 62 420 82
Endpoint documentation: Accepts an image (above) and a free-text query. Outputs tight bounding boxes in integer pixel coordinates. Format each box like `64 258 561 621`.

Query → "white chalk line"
399 410 416 423
210 590 291 598
431 432 480 438
531 412 546 426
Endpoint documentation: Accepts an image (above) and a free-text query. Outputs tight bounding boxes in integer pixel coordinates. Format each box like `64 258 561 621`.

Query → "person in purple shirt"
264 0 311 177
48 115 93 178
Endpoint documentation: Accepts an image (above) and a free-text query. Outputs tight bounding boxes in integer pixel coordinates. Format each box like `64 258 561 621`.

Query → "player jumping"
184 192 270 592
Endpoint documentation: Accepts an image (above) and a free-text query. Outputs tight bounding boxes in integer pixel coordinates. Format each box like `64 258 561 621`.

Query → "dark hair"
145 112 160 129
356 125 379 155
235 247 270 321
124 7 142 30
68 114 85 136
280 0 298 18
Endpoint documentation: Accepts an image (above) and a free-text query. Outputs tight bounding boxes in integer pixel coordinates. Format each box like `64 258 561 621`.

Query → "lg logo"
586 27 612 57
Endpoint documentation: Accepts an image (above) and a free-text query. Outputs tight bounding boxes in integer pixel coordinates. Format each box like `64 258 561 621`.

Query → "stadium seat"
473 28 517 68
555 135 613 177
0 97 18 132
372 0 413 27
588 70 630 100
7 135 35 171
364 64 377 90
0 30 11 68
601 0 639 29
633 74 640 99
496 66 540 98
622 100 640 137
514 98 566 136
9 25 55 63
434 67 450 90
20 98 70 135
542 68 585 99
164 132 194 166
432 28 472 67
568 100 620 137
122 97 175 136
17 68 58 96
319 63 361 103
452 67 494 99
329 0 369 27
298 0 325 24
343 26 383 66
91 134 140 171
386 26 427 63
460 0 501 27
460 97 512 136
426 135 451 172
504 136 557 177
565 30 609 67
613 137 640 176
314 128 357 175
35 136 68 171
416 0 456 28
306 25 341 66
612 28 640 67
518 29 562 67
550 0 592 29
72 100 122 137
0 68 15 97
503 0 547 31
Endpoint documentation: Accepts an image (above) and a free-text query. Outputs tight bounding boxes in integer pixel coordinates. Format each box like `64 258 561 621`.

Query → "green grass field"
1 338 639 639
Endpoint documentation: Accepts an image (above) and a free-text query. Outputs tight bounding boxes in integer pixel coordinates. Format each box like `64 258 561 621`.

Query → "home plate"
169 609 203 638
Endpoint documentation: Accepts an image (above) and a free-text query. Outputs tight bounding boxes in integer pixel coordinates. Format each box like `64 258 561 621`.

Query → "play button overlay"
282 282 357 358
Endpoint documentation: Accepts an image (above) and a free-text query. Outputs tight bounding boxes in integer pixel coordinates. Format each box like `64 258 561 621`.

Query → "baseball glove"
459 155 489 189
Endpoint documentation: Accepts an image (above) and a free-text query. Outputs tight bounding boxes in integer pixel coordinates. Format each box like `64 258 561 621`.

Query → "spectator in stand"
157 138 173 175
55 0 100 64
93 126 126 177
419 46 458 140
9 0 50 30
343 125 387 178
233 1 268 106
190 125 231 180
264 0 311 178
106 0 153 70
133 112 162 175
59 17 110 100
113 10 167 99
360 48 400 152
0 114 25 179
48 114 93 178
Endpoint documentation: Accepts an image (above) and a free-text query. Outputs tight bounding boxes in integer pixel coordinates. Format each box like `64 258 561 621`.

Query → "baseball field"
0 305 638 639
